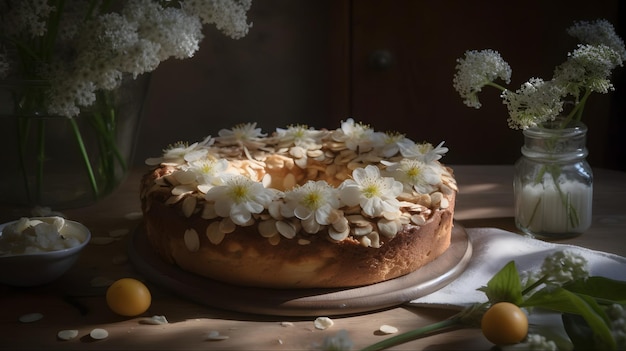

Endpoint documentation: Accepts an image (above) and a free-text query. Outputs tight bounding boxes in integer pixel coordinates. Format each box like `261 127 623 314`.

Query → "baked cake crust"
140 119 457 288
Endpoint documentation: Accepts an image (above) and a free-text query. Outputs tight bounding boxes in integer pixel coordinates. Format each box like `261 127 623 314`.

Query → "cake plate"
128 223 472 317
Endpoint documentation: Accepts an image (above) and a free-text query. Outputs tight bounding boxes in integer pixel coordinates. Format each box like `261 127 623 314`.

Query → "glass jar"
513 119 593 239
0 75 149 209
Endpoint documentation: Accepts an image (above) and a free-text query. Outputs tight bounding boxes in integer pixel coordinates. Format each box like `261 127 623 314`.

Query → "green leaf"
521 288 616 350
563 277 626 304
562 313 598 350
478 261 523 305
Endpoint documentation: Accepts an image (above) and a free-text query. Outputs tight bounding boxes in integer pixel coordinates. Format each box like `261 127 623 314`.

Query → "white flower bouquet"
453 19 625 236
0 0 252 207
453 19 625 130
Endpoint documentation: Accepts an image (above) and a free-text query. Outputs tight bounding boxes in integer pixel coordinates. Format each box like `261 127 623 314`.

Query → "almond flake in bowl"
0 217 91 287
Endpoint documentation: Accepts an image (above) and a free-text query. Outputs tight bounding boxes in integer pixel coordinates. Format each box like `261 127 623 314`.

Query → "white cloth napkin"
410 227 626 308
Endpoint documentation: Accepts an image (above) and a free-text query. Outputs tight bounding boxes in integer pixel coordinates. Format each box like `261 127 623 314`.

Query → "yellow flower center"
200 163 214 174
303 192 322 209
362 184 380 198
407 167 421 178
229 184 249 202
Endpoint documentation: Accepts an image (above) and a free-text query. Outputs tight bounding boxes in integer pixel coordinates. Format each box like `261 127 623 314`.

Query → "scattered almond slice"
124 211 143 220
139 315 169 325
90 237 116 245
206 330 229 341
184 228 200 252
279 321 294 327
379 325 398 334
90 328 109 340
109 228 129 238
57 329 79 340
19 313 43 323
314 317 334 330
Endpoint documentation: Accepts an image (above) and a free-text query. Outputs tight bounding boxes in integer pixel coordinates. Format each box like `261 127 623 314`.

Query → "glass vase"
513 119 593 239
0 75 150 209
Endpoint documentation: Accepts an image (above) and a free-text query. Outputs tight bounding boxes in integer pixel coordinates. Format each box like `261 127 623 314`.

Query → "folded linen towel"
410 227 626 308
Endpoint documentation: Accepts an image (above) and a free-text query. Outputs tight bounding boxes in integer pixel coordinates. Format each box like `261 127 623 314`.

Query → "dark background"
135 0 625 170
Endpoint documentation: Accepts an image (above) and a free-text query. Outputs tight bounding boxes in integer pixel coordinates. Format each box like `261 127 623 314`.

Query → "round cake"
140 119 457 289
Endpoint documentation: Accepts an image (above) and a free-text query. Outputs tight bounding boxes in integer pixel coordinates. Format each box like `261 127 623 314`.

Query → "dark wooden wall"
136 0 624 170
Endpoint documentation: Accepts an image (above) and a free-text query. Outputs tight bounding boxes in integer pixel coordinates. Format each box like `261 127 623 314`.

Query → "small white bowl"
0 217 91 287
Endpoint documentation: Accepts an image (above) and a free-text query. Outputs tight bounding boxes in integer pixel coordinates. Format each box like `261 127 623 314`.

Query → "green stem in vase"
552 173 580 230
527 157 581 231
544 165 580 230
69 117 99 198
36 118 46 203
560 89 592 128
87 90 127 194
15 111 32 203
523 196 542 229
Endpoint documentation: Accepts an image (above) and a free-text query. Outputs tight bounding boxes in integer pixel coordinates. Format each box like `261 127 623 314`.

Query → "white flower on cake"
332 118 384 153
216 122 267 149
145 137 213 166
275 125 327 168
177 157 230 194
383 159 442 194
339 165 403 218
379 132 416 158
401 141 449 163
275 125 327 149
281 181 342 234
205 174 277 226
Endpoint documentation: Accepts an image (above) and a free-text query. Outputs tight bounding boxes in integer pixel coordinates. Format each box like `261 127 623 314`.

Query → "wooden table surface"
1 165 625 350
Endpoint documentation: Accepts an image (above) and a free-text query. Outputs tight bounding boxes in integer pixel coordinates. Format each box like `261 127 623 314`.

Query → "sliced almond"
328 225 350 241
139 315 169 325
379 325 398 334
314 317 334 330
90 328 109 340
377 219 400 237
268 234 281 246
206 330 229 341
206 222 225 245
184 228 200 252
57 329 79 340
19 313 43 323
219 217 236 234
182 196 197 218
124 211 143 220
276 220 297 239
351 224 373 236
258 219 278 237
